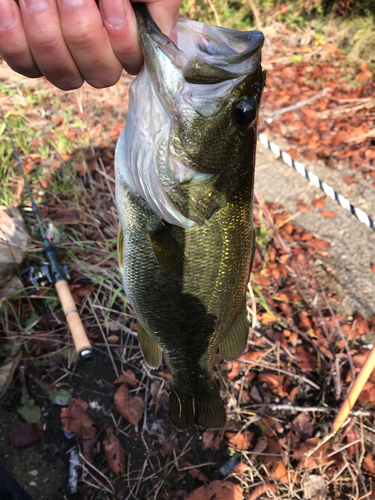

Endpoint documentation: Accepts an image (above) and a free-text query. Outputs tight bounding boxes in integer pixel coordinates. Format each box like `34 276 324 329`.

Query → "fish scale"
115 4 265 429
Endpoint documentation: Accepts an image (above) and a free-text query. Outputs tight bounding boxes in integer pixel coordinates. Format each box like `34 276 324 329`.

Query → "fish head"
115 5 265 227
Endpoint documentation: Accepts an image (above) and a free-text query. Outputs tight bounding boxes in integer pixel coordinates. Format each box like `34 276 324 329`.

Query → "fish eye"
233 97 257 128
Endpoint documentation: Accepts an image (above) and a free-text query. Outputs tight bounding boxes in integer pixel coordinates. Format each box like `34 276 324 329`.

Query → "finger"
18 0 84 90
99 0 142 75
143 0 181 39
0 0 41 78
56 0 123 89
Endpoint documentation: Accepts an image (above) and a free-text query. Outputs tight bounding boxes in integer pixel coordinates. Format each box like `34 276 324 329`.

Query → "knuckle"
63 24 100 51
31 32 61 55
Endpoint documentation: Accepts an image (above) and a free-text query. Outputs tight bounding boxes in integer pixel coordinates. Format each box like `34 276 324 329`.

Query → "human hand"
0 0 181 90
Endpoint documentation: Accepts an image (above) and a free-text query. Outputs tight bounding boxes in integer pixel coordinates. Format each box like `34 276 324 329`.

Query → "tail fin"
169 382 226 430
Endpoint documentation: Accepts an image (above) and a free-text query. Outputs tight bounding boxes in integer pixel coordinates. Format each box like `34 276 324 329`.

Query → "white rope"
257 132 375 232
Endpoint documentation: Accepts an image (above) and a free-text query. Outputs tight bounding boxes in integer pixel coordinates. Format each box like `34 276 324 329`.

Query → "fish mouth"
134 4 264 84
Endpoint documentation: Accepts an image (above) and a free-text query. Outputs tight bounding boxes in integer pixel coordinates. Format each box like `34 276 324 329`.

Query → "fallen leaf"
269 461 288 483
259 373 287 396
286 148 299 160
186 480 243 500
312 197 327 208
248 484 276 500
252 437 268 457
300 108 318 120
342 176 358 184
226 431 254 450
297 201 310 212
305 238 330 250
61 398 97 439
107 335 119 344
261 311 277 325
302 474 326 500
9 422 40 447
292 413 313 441
103 426 125 476
233 463 248 476
250 385 262 402
114 383 144 426
185 462 210 482
298 438 329 469
320 210 337 218
114 370 138 387
202 430 215 450
364 454 375 474
161 440 178 457
82 437 97 464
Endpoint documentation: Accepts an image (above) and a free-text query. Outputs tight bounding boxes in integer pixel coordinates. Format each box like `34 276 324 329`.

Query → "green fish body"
116 4 265 429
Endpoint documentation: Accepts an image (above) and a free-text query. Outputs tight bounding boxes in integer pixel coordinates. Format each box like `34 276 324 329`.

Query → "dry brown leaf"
82 437 97 465
269 461 288 483
107 335 119 344
302 475 326 500
9 422 40 447
286 148 299 160
61 398 97 440
292 413 313 441
248 484 276 500
305 238 330 250
342 176 358 184
186 481 243 500
202 430 215 451
261 311 277 325
233 463 249 476
226 431 254 450
259 373 287 396
363 454 375 474
312 197 327 208
297 201 310 212
185 462 210 483
320 210 337 218
114 369 138 387
114 383 144 426
103 426 125 476
298 438 330 469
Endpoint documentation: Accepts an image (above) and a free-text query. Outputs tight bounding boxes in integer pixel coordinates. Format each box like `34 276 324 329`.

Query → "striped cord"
257 132 375 232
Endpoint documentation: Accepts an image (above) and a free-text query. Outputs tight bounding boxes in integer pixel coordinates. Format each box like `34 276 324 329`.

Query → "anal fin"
137 320 162 369
220 307 249 362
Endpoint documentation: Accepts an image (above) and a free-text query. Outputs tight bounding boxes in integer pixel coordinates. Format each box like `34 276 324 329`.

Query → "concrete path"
255 132 375 317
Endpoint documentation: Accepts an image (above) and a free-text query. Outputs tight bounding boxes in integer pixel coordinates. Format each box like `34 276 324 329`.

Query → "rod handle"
333 345 375 431
55 279 92 359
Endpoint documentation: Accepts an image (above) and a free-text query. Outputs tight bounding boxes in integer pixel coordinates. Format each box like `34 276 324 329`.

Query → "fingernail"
102 0 125 27
0 0 16 29
24 0 49 13
62 0 85 6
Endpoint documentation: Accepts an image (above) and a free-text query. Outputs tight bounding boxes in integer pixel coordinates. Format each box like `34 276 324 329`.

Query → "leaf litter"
0 20 375 500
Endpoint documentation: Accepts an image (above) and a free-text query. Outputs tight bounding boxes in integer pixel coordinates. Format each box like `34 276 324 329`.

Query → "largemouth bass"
115 4 265 429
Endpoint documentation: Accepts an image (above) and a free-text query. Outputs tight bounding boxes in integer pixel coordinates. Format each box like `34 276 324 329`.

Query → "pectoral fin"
137 320 162 369
147 223 188 277
219 307 249 362
168 171 237 225
117 225 124 273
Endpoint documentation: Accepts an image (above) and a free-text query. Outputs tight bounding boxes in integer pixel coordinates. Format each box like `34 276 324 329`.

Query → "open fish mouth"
138 4 264 84
115 5 264 229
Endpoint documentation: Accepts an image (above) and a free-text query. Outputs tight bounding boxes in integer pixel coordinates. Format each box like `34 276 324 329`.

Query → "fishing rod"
1 107 92 361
